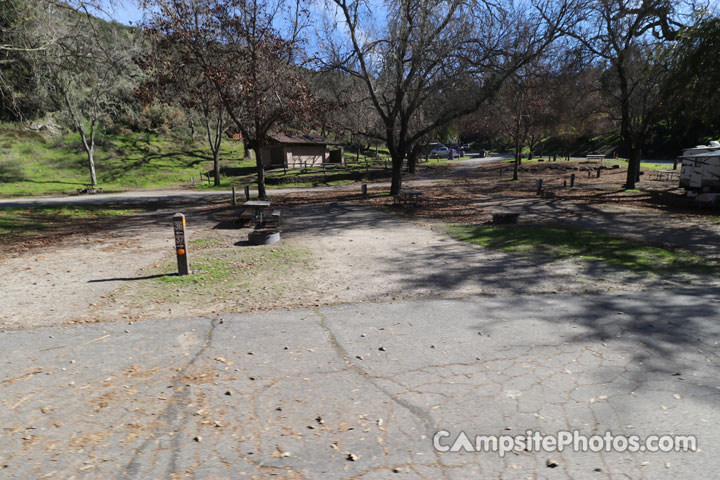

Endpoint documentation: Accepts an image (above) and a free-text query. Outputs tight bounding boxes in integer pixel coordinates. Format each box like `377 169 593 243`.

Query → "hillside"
0 124 249 196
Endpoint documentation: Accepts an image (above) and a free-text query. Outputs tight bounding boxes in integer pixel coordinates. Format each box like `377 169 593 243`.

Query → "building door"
270 147 285 167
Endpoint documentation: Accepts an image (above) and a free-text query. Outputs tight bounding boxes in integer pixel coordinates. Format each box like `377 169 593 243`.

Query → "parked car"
429 145 449 157
461 144 471 151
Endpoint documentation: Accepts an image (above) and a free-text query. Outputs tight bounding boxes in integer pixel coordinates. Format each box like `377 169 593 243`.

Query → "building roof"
268 133 336 146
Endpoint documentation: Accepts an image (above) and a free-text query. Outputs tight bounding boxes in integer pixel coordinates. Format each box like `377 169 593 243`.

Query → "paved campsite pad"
1 291 719 478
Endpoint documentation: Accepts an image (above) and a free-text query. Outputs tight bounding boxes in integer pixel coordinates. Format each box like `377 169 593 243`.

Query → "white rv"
679 141 720 191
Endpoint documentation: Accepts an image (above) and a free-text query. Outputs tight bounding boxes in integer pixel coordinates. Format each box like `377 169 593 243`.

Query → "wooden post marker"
536 179 543 195
173 213 190 276
232 186 237 205
361 184 368 198
570 173 576 187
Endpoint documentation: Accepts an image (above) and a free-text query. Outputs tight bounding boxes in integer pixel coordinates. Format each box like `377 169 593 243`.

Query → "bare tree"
30 2 139 186
0 0 119 120
563 0 693 188
320 0 577 194
138 29 228 186
143 0 317 199
485 65 553 180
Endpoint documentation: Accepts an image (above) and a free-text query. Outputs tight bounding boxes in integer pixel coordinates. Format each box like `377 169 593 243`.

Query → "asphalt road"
1 290 718 479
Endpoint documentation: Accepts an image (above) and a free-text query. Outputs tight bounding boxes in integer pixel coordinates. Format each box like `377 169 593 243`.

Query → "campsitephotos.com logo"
433 430 698 457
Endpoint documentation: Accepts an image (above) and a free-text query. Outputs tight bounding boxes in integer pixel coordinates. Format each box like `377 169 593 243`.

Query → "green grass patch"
449 224 718 275
142 244 312 303
0 205 140 237
189 238 224 249
0 124 251 196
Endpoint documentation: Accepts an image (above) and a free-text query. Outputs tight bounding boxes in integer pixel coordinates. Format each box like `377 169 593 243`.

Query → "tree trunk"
213 150 221 186
389 154 404 195
407 144 420 174
513 107 521 180
206 114 223 187
255 155 267 199
624 145 642 188
87 146 97 186
78 127 97 186
243 139 252 160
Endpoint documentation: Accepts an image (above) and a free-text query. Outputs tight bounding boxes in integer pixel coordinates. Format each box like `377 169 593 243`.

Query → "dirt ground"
2 159 719 330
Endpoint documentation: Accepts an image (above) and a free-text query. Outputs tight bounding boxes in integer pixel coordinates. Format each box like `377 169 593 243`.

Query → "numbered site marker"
173 213 190 276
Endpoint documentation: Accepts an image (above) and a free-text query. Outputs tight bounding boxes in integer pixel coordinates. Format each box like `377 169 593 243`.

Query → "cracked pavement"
2 290 719 479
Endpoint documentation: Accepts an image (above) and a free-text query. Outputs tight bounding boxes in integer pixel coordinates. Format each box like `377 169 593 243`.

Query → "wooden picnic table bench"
237 200 273 226
393 189 430 208
263 209 282 227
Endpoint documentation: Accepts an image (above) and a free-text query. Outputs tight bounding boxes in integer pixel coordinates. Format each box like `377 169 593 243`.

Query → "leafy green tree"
663 14 720 146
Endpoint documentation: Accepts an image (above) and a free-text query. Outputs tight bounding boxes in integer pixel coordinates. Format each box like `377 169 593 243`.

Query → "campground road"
1 290 719 479
0 156 504 208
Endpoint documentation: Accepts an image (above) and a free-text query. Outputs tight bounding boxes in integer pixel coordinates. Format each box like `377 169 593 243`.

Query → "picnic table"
243 200 271 221
393 189 429 207
649 170 680 181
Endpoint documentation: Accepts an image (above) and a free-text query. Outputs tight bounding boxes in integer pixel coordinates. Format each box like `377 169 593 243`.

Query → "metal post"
361 184 368 198
232 186 237 206
244 185 250 200
190 176 194 186
173 213 190 276
536 179 543 195
596 168 601 178
570 174 575 187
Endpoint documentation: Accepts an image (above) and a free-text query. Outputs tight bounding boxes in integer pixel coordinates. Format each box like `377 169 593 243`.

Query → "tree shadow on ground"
88 273 173 282
468 288 720 409
283 201 720 408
